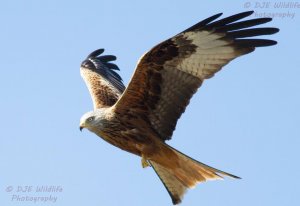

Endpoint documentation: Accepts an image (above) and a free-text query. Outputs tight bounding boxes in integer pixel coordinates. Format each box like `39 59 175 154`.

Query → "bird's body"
80 106 234 201
79 11 279 204
81 107 155 156
81 107 177 167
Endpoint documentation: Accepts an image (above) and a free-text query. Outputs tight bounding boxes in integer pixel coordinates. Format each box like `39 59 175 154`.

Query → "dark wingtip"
265 40 278 46
244 10 254 15
235 39 278 47
81 49 125 93
183 12 223 32
236 10 254 18
86 48 105 59
84 49 120 70
261 17 272 23
273 28 280 33
98 55 117 62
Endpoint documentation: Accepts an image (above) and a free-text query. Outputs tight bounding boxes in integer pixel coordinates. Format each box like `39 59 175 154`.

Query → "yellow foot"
141 155 150 168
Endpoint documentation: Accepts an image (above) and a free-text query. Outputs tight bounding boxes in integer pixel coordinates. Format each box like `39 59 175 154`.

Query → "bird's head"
79 111 97 131
79 109 109 132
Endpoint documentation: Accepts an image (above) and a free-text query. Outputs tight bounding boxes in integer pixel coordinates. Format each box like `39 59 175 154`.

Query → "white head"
79 109 107 132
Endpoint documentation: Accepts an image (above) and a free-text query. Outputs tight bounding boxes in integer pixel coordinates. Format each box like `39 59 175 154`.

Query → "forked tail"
149 145 240 205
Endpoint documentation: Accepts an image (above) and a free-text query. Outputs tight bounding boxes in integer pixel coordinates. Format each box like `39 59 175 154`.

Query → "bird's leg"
141 154 150 168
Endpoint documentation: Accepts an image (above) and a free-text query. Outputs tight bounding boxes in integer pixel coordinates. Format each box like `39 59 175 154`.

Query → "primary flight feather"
79 11 278 204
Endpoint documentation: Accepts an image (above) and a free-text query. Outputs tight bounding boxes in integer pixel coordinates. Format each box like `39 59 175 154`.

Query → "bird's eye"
87 117 94 122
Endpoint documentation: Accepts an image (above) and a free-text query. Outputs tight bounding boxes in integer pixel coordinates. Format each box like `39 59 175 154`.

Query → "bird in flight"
79 11 278 204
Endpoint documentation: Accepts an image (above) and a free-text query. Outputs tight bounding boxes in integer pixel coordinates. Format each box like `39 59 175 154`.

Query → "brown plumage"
79 11 279 204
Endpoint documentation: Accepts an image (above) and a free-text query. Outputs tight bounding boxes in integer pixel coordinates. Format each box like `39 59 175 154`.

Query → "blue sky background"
0 0 299 205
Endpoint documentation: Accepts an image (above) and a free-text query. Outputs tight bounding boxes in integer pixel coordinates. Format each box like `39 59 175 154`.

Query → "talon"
141 155 150 168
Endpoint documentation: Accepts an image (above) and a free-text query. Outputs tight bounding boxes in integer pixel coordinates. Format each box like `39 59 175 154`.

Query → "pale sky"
0 1 299 206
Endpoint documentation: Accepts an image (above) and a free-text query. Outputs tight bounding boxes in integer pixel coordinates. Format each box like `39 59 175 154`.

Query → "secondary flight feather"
79 11 279 204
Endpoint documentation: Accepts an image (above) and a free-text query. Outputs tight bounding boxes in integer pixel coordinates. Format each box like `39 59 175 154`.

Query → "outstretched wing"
80 49 125 109
113 11 279 141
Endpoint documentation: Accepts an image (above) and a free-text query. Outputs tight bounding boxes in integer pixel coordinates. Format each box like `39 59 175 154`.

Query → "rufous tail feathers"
149 145 240 205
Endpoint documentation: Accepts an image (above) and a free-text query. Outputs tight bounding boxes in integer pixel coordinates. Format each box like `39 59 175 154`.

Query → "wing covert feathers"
113 11 279 141
80 49 125 109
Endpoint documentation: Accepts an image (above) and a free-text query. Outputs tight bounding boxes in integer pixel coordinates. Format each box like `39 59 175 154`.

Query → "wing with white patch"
113 11 279 141
80 49 125 109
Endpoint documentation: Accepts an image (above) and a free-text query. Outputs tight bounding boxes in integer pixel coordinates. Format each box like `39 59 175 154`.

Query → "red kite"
79 11 278 204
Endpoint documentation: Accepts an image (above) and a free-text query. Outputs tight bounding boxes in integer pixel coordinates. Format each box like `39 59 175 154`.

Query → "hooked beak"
79 126 84 132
